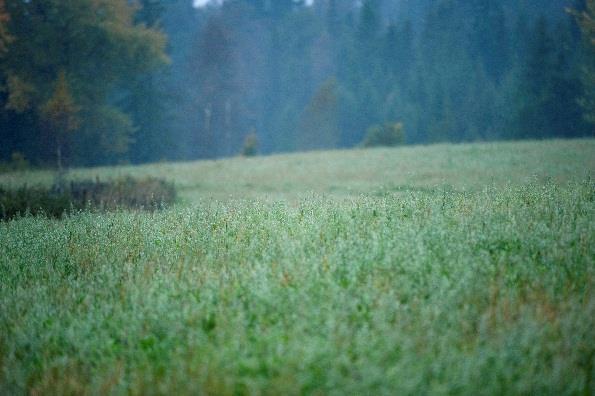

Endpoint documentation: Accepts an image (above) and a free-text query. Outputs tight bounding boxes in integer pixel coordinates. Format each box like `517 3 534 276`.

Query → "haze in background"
0 0 593 167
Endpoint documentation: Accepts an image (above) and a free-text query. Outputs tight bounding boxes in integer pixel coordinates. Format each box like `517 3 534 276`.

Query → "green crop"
1 139 593 395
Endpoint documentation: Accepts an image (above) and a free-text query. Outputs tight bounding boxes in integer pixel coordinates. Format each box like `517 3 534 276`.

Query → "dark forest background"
1 0 594 167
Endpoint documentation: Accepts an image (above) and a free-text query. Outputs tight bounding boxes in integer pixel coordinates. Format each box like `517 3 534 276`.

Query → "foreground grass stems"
0 180 593 395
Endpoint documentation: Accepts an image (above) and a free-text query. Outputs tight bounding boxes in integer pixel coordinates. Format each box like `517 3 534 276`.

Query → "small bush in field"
0 185 72 219
0 152 30 173
0 176 176 220
10 152 29 171
362 122 405 147
241 133 258 157
68 176 176 211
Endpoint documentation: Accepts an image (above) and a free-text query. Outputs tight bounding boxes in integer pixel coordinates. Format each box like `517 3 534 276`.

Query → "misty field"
1 139 594 395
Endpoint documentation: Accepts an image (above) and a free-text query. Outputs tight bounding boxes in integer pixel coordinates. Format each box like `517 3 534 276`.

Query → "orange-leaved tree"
1 0 168 166
40 71 80 173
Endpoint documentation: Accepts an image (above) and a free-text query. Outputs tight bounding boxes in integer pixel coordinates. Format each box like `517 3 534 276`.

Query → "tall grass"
1 181 593 394
0 139 593 394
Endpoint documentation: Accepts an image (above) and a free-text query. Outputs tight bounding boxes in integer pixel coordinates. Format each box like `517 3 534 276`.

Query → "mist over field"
0 1 594 395
0 0 593 166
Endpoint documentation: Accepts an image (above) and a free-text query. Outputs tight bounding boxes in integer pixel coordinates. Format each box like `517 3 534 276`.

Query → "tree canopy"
0 0 167 166
0 0 593 167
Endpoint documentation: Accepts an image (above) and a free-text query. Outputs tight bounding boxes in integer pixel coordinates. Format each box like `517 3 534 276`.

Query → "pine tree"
515 17 557 137
573 0 595 126
515 16 586 138
358 0 381 42
470 0 509 81
299 78 340 151
191 17 237 158
383 20 415 87
126 0 173 164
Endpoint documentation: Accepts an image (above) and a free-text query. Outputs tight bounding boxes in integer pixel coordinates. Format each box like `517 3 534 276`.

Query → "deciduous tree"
40 71 79 171
1 0 167 166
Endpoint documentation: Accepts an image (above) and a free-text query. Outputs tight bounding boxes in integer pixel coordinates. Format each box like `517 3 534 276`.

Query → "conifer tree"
299 78 340 151
515 17 556 137
574 0 595 125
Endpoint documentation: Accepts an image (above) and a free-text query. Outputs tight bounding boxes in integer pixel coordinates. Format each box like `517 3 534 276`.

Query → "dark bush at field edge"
0 176 176 220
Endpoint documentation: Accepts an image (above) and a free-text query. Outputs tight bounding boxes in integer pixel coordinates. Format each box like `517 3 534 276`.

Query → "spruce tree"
574 0 595 126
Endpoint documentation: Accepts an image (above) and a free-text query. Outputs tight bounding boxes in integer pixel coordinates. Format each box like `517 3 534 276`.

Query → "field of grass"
1 139 593 201
1 139 594 394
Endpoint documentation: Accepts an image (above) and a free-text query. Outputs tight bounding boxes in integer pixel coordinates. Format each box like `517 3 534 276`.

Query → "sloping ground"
1 138 594 202
0 139 593 394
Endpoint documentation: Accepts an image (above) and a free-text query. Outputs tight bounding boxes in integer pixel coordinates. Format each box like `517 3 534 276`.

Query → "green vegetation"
0 152 28 174
2 0 594 166
0 139 593 394
362 122 406 147
0 177 176 221
241 133 259 157
1 139 592 202
0 0 167 167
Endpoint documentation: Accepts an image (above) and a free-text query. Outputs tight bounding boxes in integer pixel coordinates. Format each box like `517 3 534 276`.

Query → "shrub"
10 152 29 171
0 152 30 173
0 185 72 219
241 133 258 157
68 176 176 211
0 176 176 221
362 122 405 147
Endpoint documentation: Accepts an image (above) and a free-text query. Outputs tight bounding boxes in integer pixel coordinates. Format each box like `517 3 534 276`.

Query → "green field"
1 139 594 394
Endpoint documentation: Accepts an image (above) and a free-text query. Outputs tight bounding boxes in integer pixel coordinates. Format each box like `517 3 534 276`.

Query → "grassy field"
1 139 593 201
1 139 594 394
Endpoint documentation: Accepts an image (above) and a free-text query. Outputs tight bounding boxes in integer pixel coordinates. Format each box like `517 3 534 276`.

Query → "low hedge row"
0 176 176 221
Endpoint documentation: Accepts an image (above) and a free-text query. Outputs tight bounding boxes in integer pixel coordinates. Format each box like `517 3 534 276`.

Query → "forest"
0 0 594 167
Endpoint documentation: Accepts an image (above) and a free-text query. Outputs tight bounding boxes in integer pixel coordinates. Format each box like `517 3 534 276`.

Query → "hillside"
1 139 594 202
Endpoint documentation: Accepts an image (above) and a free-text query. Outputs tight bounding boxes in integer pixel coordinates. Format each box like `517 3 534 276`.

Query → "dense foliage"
362 122 405 147
0 0 167 167
0 177 176 220
241 132 258 157
0 0 594 166
162 0 594 159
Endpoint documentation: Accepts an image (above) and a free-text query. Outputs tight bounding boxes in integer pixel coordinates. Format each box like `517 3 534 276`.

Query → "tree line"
0 0 594 167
